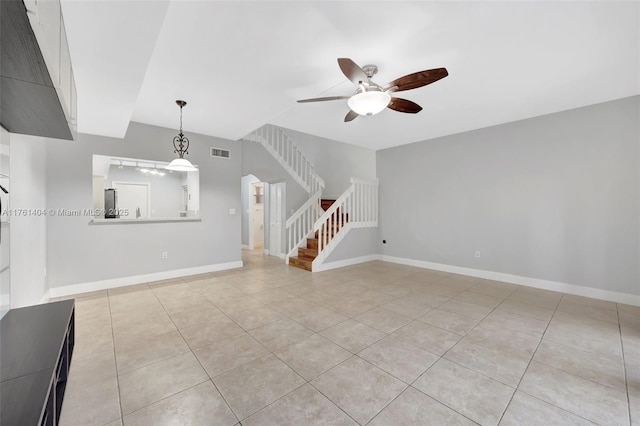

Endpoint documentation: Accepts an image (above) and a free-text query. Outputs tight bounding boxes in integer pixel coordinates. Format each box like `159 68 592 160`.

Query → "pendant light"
166 100 198 172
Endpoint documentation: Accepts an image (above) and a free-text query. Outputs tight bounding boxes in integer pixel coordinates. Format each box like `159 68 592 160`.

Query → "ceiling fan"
297 58 448 122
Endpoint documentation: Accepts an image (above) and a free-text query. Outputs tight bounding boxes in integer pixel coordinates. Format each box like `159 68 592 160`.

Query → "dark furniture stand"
0 300 75 425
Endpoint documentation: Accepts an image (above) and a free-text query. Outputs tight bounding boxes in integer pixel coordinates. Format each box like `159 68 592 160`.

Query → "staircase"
243 124 378 272
288 199 343 271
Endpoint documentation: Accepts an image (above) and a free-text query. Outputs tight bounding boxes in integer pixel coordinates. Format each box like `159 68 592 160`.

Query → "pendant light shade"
166 157 197 172
166 100 198 172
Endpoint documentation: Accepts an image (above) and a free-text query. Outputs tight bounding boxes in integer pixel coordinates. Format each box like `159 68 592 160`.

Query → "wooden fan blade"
338 58 369 85
344 110 359 122
384 68 448 92
388 97 423 114
297 96 349 103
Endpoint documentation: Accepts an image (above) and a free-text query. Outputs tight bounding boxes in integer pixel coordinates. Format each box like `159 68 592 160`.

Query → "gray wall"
282 127 377 199
9 133 48 307
46 122 241 289
377 96 640 295
324 228 379 264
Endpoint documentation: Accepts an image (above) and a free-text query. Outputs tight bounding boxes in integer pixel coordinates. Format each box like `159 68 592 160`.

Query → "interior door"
251 182 264 249
269 182 284 257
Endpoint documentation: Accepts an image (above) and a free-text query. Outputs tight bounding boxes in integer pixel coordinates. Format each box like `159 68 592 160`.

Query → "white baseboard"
381 255 640 306
241 244 250 250
263 249 270 255
49 261 244 298
314 254 381 272
39 290 51 304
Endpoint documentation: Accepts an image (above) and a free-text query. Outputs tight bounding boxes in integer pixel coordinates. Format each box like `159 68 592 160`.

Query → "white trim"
39 290 50 304
49 261 243 298
263 249 270 255
381 255 640 306
241 244 250 250
248 181 256 250
314 254 381 272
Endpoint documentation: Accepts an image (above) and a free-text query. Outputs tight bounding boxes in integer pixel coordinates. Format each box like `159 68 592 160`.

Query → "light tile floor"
55 250 639 425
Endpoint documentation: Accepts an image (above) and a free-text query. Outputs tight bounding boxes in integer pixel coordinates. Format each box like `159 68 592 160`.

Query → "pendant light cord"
179 105 184 135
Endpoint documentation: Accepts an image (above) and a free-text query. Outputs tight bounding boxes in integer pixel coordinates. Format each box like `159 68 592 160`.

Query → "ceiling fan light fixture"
347 90 391 116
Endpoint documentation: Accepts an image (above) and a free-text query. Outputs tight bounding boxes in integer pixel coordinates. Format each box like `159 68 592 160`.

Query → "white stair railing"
312 178 378 269
285 190 322 262
244 124 325 194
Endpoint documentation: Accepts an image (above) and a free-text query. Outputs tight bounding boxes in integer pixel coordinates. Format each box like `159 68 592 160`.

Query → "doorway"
250 182 264 250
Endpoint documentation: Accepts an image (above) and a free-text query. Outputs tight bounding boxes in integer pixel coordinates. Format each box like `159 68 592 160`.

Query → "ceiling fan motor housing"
361 64 378 79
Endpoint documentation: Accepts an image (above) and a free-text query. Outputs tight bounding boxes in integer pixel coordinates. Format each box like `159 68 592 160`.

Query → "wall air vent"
210 148 230 159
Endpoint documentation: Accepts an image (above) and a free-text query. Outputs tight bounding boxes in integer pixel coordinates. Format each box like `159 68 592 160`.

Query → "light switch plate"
229 208 236 215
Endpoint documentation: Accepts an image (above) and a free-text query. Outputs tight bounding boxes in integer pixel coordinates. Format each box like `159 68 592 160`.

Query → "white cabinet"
23 0 77 138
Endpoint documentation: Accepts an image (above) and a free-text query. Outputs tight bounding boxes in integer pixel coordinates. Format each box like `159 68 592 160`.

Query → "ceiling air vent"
210 148 230 159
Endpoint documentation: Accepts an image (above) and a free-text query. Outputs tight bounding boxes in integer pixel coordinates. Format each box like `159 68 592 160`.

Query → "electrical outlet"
162 251 168 259
475 250 481 258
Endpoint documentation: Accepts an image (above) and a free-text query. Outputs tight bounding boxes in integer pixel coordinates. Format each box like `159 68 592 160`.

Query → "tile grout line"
115 279 227 421
421 285 522 425
157 277 243 425
494 292 598 425
493 292 562 425
171 271 337 423
107 285 126 425
617 303 633 426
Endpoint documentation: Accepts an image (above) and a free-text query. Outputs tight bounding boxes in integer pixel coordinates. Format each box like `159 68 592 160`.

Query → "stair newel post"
360 182 364 223
362 183 366 224
360 182 364 222
371 182 375 223
366 182 370 223
369 182 372 224
288 223 292 257
353 181 358 223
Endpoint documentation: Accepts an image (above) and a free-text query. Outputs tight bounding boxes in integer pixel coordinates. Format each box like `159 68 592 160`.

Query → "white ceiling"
61 1 639 150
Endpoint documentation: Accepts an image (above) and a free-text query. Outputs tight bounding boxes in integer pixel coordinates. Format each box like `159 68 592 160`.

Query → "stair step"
321 199 337 210
320 220 347 230
315 228 342 239
298 247 318 260
306 238 318 250
289 256 312 272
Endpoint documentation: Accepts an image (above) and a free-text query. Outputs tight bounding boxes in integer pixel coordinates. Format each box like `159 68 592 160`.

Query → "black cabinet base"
0 300 75 425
